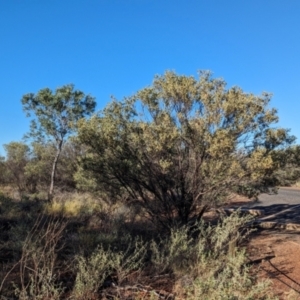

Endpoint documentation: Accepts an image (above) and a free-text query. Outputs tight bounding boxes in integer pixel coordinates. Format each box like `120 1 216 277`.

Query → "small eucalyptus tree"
3 141 31 194
22 84 96 200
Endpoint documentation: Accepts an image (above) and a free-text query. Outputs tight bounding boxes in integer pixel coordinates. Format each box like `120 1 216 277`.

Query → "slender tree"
22 84 96 200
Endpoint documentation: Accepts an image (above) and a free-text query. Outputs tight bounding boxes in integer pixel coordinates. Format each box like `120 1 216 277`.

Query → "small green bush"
14 216 66 300
72 238 146 299
152 210 275 299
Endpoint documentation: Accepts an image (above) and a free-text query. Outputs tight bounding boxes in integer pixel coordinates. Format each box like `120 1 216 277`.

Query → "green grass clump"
45 192 103 217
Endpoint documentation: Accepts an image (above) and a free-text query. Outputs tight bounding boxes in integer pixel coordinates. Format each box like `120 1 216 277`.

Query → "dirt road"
253 187 300 206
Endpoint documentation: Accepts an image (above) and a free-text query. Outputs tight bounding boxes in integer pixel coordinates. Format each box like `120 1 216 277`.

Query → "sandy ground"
229 193 300 299
248 230 300 299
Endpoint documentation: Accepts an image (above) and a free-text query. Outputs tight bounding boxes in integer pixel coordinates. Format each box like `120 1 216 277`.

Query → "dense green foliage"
77 71 294 227
269 145 300 186
21 84 96 200
3 142 32 194
1 140 85 200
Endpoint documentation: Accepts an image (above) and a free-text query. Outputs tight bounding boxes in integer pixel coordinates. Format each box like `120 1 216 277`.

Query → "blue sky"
1 0 300 155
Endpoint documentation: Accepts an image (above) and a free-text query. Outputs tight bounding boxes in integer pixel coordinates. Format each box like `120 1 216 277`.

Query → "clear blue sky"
1 0 300 155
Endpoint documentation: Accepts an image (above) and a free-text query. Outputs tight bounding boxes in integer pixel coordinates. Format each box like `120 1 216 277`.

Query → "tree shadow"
225 203 300 230
263 258 300 295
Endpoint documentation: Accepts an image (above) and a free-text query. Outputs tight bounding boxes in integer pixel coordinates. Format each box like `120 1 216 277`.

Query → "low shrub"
72 238 146 299
0 195 276 299
152 210 275 299
14 215 67 299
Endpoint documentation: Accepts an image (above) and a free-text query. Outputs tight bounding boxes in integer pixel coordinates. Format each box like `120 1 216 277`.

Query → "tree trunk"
48 140 63 201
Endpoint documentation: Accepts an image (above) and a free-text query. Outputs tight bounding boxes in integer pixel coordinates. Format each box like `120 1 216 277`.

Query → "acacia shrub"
270 145 300 186
77 71 293 228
